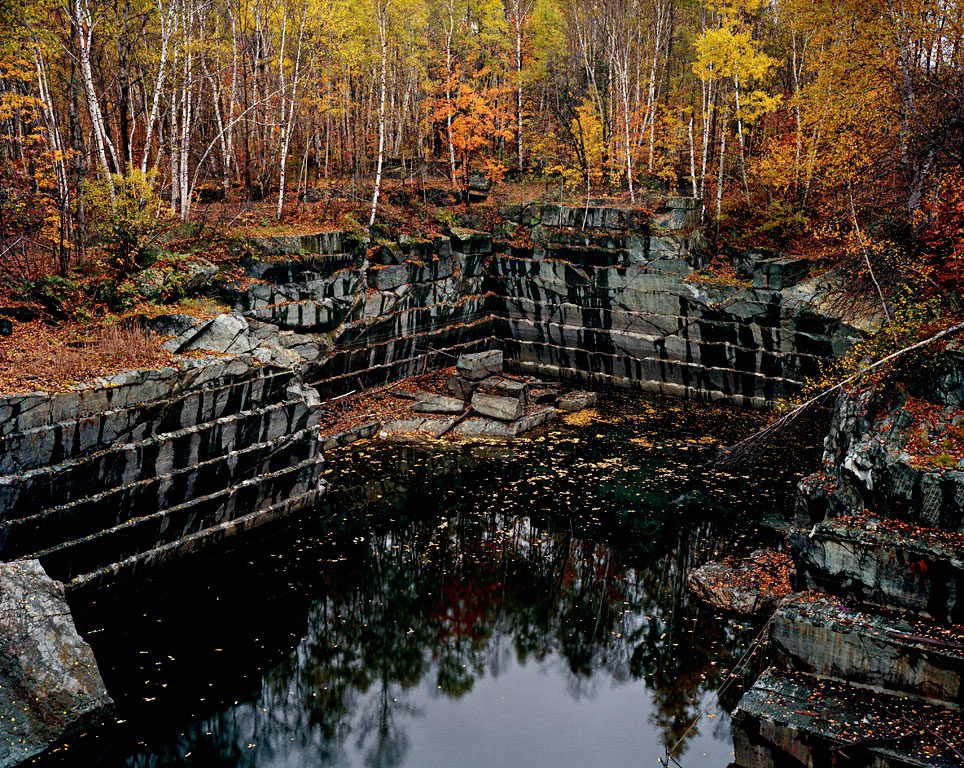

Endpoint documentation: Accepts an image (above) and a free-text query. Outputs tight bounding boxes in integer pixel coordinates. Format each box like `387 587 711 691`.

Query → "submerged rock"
556 391 598 412
0 560 112 767
687 549 794 614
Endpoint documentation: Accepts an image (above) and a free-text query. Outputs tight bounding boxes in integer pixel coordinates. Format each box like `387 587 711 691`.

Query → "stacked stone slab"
0 355 326 593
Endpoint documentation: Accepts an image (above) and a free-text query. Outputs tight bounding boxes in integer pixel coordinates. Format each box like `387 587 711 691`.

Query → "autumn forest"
1 0 964 339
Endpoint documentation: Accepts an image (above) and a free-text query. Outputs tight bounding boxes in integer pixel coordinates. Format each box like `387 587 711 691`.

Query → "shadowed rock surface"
0 561 112 768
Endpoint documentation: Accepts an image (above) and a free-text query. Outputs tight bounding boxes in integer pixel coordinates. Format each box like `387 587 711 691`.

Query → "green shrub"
83 165 173 275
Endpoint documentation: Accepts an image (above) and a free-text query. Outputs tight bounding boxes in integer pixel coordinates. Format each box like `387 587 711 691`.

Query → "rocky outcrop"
733 668 962 768
795 350 964 530
230 230 495 395
732 349 964 767
772 593 964 705
687 549 794 614
0 560 111 768
0 196 863 597
493 202 868 408
229 200 866 409
793 515 964 623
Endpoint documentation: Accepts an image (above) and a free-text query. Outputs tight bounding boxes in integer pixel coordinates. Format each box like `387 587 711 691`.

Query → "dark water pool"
40 393 824 768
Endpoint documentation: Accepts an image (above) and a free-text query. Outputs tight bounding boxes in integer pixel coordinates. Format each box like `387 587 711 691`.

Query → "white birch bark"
369 0 390 227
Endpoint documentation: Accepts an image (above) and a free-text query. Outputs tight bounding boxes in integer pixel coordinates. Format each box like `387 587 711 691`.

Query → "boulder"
556 390 598 411
457 350 503 381
175 314 254 354
181 255 218 293
146 313 199 340
478 377 528 407
471 392 523 422
297 188 321 203
134 267 166 300
445 375 476 401
0 560 112 768
412 394 466 415
468 169 492 194
686 549 794 615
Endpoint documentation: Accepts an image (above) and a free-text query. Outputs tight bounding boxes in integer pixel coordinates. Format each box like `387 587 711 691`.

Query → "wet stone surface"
35 393 825 768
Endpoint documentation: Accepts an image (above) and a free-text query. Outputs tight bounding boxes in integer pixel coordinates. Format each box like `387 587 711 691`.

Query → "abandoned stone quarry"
1 197 962 768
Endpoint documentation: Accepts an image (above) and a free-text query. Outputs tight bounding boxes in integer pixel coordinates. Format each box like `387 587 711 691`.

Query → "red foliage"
919 171 964 296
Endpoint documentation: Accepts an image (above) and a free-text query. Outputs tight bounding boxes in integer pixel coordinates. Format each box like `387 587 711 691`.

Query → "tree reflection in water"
45 393 823 768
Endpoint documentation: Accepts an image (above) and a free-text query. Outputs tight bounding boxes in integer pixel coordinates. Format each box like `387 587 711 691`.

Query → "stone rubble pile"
408 349 597 429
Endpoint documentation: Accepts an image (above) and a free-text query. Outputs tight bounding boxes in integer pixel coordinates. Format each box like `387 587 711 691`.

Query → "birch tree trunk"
72 0 116 204
141 0 175 174
369 0 389 227
445 0 457 187
277 12 306 220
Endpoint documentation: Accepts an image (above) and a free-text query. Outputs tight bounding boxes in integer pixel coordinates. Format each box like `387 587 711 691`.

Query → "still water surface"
41 393 822 768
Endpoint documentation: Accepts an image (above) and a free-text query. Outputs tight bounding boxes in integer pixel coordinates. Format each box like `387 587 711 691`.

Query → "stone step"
0 368 296 475
732 668 964 767
542 243 636 268
245 229 354 259
236 266 364 309
0 356 258 437
337 295 492 348
244 297 355 332
508 358 776 409
0 398 320 520
792 516 964 623
773 592 964 706
0 426 322 560
496 316 824 381
492 276 841 336
366 258 456 291
67 480 327 593
356 277 487 320
310 333 498 398
502 338 803 404
314 317 496 382
493 295 839 357
246 251 365 284
35 453 325 583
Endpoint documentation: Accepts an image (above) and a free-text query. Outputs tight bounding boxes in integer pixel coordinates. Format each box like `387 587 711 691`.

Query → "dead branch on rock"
718 320 964 466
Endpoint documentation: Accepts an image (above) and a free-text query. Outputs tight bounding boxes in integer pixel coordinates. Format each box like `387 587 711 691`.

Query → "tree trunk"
369 4 389 227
